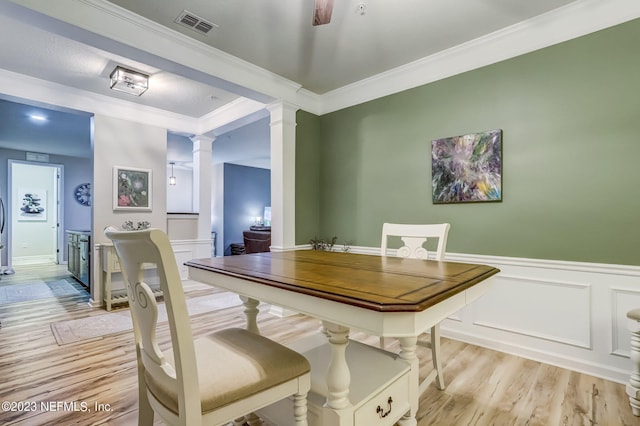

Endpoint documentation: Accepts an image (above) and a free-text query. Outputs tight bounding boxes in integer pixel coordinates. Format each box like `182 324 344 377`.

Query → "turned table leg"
239 296 263 424
397 336 419 426
240 296 260 334
627 309 640 416
322 321 352 410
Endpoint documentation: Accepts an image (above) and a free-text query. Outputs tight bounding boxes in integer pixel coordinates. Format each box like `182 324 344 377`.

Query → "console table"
101 244 159 311
186 250 499 426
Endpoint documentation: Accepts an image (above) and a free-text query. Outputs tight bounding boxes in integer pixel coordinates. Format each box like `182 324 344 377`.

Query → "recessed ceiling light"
29 113 47 122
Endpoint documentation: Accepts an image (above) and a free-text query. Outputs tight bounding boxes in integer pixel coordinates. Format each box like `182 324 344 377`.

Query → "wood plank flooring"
0 264 636 425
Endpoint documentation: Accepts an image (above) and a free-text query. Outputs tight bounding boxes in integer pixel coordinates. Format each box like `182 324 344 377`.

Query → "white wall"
91 114 167 301
166 164 193 213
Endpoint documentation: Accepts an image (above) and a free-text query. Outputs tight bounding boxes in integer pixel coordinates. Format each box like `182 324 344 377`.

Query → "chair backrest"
243 230 271 254
104 227 201 421
381 223 450 260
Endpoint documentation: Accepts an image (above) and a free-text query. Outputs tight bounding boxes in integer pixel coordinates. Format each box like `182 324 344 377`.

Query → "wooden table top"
186 250 500 313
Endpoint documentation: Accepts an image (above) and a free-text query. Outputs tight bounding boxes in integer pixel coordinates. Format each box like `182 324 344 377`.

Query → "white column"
266 101 298 251
191 135 214 241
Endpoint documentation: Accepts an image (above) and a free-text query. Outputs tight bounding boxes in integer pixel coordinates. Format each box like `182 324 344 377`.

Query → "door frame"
7 160 64 267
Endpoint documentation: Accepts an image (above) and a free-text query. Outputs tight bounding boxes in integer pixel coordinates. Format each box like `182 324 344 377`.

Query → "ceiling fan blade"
313 0 334 26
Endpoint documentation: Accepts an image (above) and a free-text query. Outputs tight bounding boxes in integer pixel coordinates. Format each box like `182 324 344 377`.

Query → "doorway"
8 161 63 267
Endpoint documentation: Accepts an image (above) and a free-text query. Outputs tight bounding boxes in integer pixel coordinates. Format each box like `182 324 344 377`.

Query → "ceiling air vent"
174 10 218 35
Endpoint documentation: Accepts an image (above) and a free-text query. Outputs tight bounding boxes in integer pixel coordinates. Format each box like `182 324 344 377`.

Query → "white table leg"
322 321 352 410
240 296 263 424
240 296 260 334
628 311 640 416
397 336 419 426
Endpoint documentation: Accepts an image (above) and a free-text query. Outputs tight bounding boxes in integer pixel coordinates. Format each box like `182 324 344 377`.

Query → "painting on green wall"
431 129 502 204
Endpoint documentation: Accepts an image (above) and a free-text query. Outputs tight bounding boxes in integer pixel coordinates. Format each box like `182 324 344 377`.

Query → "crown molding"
6 0 640 120
0 63 271 137
7 0 304 104
318 0 640 114
196 98 267 136
0 68 200 133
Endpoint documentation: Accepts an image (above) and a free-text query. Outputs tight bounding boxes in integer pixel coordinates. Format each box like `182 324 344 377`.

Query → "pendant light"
169 162 176 186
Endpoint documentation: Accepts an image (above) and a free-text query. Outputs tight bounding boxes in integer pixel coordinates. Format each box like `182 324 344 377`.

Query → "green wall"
296 19 640 266
295 110 322 243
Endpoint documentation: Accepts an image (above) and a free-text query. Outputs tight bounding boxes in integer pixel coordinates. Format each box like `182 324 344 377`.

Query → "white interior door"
9 161 62 267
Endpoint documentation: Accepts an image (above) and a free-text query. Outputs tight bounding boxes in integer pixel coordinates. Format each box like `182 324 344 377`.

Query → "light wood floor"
0 264 636 425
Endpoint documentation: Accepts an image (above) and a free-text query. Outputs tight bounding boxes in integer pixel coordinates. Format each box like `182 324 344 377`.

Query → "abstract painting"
113 166 152 211
431 129 502 203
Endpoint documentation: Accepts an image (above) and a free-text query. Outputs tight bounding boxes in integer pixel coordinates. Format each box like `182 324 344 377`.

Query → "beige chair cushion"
145 328 310 414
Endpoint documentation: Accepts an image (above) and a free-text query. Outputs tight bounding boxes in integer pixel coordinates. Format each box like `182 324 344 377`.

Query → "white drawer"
354 372 411 426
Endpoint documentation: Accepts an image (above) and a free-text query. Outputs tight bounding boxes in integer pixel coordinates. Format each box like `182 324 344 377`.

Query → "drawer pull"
376 397 393 418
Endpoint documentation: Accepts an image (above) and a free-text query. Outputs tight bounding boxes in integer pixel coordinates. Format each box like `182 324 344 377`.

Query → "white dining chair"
104 227 310 426
380 222 451 392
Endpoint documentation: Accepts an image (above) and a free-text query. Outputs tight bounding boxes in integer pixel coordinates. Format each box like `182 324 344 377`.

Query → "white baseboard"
11 255 57 266
441 325 631 384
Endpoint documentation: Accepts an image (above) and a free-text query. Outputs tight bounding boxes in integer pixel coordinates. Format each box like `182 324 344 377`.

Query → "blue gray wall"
0 147 92 264
223 163 271 255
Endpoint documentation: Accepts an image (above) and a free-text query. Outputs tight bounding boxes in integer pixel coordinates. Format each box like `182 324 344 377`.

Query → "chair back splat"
381 222 450 260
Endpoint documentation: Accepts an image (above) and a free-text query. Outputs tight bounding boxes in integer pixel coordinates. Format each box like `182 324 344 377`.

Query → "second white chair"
380 222 451 393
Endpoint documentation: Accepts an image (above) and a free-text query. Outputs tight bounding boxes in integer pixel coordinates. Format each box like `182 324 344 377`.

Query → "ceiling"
0 2 240 118
0 0 638 158
105 0 579 94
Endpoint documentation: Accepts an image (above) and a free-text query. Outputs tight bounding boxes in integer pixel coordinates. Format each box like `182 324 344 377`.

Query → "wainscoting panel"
611 287 640 357
471 274 592 348
442 253 639 384
341 245 640 384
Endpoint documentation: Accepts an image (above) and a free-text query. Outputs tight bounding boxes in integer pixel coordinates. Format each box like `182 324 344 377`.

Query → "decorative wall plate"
74 183 91 206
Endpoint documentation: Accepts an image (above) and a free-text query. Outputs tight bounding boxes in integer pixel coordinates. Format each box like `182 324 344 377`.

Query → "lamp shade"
110 66 149 96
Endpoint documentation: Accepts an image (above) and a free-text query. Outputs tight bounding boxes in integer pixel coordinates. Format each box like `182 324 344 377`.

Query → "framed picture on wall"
17 188 47 221
113 166 152 211
431 129 502 204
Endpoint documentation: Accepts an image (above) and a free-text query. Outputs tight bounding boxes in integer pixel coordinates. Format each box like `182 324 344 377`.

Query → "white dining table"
186 250 499 426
